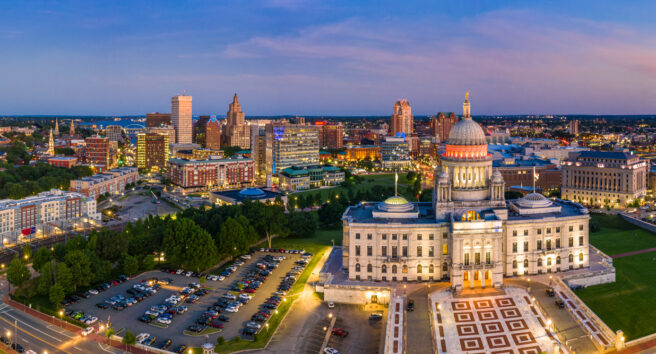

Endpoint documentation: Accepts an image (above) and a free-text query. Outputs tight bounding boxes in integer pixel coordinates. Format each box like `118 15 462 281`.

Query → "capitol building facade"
342 95 590 291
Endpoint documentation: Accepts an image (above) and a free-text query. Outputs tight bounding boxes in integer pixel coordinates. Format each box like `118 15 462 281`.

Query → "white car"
328 302 335 309
225 306 239 313
81 327 94 336
223 293 237 300
245 321 261 329
241 254 251 260
157 317 171 325
185 271 193 277
218 275 225 281
88 289 99 295
136 333 150 343
239 293 252 300
176 269 184 275
324 347 339 354
85 316 98 325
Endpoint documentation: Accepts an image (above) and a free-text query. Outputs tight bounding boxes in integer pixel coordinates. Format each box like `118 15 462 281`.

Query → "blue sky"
1 0 656 116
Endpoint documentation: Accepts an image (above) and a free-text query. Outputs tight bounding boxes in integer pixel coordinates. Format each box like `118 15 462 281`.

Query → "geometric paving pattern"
432 290 553 354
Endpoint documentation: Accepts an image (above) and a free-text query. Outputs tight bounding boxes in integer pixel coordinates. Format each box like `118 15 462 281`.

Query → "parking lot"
66 250 306 351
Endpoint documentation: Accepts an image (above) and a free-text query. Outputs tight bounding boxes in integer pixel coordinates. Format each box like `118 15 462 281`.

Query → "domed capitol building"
342 94 590 291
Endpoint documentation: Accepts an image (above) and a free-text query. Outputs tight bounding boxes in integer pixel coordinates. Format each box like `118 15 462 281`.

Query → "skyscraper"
171 95 193 144
105 125 123 142
431 112 458 143
318 123 344 149
137 132 169 172
223 94 250 149
146 112 172 128
194 115 222 149
265 123 319 176
390 99 413 136
568 120 579 136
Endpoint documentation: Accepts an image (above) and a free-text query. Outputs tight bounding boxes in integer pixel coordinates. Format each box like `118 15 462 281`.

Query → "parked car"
187 325 203 333
174 345 187 354
369 312 383 321
546 287 555 297
407 299 415 312
328 301 335 309
555 299 565 308
332 328 349 337
324 347 339 354
82 327 94 336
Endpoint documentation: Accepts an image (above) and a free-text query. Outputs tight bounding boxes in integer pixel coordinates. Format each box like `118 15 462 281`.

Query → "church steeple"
54 118 60 136
47 129 55 156
69 120 75 136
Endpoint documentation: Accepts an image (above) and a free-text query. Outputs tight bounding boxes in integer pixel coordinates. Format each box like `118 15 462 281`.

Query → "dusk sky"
2 0 656 116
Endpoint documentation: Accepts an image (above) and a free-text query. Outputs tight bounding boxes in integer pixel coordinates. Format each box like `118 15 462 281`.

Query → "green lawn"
589 214 656 256
290 173 416 202
575 251 656 340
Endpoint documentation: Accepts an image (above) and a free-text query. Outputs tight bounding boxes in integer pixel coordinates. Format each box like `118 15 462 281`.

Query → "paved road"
405 286 434 354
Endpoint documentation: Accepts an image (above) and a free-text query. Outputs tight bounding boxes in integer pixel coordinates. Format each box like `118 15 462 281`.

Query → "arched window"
382 264 387 273
556 256 561 265
523 259 529 268
355 263 361 272
392 265 397 273
402 265 408 273
429 264 434 273
512 260 517 269
579 253 584 261
547 258 552 266
537 258 543 267
417 264 422 273
367 264 372 272
442 262 448 272
569 254 574 262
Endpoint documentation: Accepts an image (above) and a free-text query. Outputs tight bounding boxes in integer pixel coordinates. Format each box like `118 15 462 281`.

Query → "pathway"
611 247 656 258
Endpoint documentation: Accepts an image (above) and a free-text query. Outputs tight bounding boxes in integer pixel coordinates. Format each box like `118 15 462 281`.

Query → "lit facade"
172 95 193 144
223 94 250 149
562 151 647 206
69 167 139 199
342 145 381 161
137 132 169 172
342 95 590 290
431 112 458 143
390 99 413 136
167 157 254 189
265 123 319 175
105 125 123 142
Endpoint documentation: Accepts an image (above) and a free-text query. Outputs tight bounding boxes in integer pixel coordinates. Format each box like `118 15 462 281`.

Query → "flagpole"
532 166 536 193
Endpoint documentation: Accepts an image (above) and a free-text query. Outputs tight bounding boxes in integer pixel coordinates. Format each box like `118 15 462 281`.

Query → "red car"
256 312 269 318
209 321 224 329
332 328 349 337
242 288 256 294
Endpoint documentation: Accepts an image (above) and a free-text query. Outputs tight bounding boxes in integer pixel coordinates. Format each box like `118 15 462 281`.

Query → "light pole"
58 310 63 328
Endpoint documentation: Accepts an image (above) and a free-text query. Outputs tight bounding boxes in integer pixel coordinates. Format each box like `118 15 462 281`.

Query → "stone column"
470 271 474 289
481 270 486 289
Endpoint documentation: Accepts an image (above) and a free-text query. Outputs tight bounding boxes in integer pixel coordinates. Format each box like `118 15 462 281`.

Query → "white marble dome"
516 193 552 208
447 117 488 146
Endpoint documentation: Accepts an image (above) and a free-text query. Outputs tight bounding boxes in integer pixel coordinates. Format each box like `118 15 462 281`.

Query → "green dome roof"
383 196 409 205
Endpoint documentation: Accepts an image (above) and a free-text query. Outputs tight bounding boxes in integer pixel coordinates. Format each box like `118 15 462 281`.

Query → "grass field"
575 251 656 340
589 214 656 256
575 213 656 340
290 173 417 202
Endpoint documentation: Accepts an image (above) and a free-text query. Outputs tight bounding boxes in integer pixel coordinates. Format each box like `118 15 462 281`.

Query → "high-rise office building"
568 120 580 136
85 136 110 171
194 116 222 150
381 136 411 168
265 123 319 176
223 94 250 149
150 126 176 146
431 112 458 143
318 123 344 149
250 124 268 181
105 125 124 142
390 99 413 136
146 112 172 128
137 132 170 172
172 95 193 144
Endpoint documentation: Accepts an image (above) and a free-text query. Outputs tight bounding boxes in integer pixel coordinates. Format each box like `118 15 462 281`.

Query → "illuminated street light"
328 313 333 319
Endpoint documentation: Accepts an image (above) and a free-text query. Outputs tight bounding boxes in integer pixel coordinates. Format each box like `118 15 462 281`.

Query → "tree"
287 212 318 238
119 253 139 276
122 330 136 349
22 244 32 261
6 256 30 291
64 250 93 291
105 328 115 346
48 284 65 306
246 203 288 248
32 247 52 271
93 229 128 261
318 202 347 228
163 218 219 272
217 336 225 345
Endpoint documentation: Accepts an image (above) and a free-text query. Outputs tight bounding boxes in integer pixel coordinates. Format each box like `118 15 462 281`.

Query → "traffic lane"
323 303 386 354
217 252 300 340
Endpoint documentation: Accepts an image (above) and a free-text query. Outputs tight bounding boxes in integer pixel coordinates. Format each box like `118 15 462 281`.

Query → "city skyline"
2 1 656 116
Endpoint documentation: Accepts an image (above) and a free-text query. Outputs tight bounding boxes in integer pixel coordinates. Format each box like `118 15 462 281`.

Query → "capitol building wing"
341 94 590 291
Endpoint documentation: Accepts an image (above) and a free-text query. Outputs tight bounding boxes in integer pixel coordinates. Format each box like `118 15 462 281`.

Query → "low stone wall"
563 268 616 288
620 212 656 233
323 283 391 305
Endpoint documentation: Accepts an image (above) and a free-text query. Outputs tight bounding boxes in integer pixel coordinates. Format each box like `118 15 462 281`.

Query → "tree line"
0 162 93 199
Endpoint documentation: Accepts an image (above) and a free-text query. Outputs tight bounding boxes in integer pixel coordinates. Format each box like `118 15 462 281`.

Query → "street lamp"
328 313 333 319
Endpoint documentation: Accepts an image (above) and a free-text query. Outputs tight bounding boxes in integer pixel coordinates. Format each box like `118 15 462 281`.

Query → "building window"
537 240 542 250
356 233 360 239
579 224 584 231
443 232 448 239
402 265 408 273
355 245 360 256
392 265 397 273
579 253 584 262
556 227 560 233
513 230 517 237
417 234 422 241
403 234 408 240
523 258 529 268
524 241 528 252
442 244 448 255
546 228 551 234
569 237 573 247
442 262 448 272
547 258 552 266
402 246 408 257
556 256 561 265
429 264 434 273
524 230 528 236
355 263 360 272
512 242 517 253
537 229 542 235
537 258 543 267
512 260 517 269
417 264 422 273
579 236 584 246
367 264 372 272
392 246 398 258
429 234 434 240
367 233 372 240
382 234 387 240
429 246 434 257
475 252 481 265
367 246 372 257
485 252 491 265
382 246 387 257
417 246 422 257
382 264 387 273
546 239 552 250
569 225 574 232
569 254 574 262
556 239 561 248
392 234 398 240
